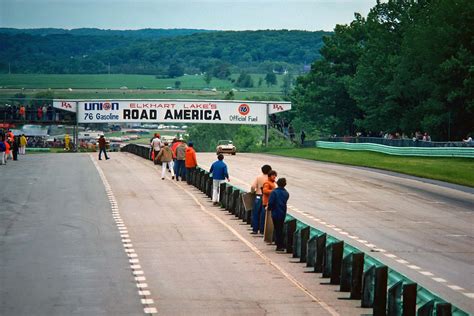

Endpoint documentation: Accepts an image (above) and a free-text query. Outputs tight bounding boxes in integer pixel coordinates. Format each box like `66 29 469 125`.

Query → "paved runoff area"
1 151 473 315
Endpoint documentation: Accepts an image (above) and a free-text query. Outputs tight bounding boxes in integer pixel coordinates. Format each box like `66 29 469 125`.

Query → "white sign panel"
53 99 292 124
53 100 77 113
268 102 292 114
77 100 277 125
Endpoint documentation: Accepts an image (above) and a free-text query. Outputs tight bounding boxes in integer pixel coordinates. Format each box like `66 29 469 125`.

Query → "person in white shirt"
151 133 162 163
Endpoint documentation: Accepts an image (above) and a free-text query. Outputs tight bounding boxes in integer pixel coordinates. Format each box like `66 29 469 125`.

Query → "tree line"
292 0 473 141
0 29 329 76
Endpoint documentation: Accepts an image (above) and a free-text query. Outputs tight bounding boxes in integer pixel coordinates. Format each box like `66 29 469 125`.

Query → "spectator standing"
210 154 230 206
6 105 13 120
185 142 197 183
463 135 473 145
47 104 53 121
175 141 187 181
157 142 175 180
423 133 431 142
42 104 47 121
151 134 162 164
98 135 109 160
12 137 19 161
19 105 26 120
19 134 27 154
0 136 6 165
64 134 71 151
300 130 306 145
250 164 272 235
288 125 295 141
37 107 43 120
171 138 180 175
262 170 277 243
12 104 18 120
5 139 12 161
268 178 290 251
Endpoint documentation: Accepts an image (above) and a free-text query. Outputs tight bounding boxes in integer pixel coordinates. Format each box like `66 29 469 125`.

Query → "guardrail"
316 141 474 158
318 137 473 148
121 143 469 316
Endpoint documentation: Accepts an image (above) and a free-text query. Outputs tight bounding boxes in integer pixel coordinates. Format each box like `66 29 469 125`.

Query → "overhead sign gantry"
54 99 291 125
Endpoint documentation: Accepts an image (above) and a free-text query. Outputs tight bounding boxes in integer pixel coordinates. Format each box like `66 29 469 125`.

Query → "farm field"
0 88 282 102
0 73 286 93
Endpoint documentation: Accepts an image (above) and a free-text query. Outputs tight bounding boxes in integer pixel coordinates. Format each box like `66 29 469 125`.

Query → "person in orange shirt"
250 164 272 235
4 139 12 161
262 170 277 243
19 105 26 120
185 142 197 183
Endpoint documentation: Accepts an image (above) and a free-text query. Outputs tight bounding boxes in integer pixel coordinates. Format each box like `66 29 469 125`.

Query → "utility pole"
265 104 269 147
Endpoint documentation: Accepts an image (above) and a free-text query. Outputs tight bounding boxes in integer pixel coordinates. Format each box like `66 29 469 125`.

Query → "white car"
216 140 236 155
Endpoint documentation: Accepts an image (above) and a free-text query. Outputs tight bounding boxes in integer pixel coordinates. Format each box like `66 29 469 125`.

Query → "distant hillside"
0 28 331 75
0 28 213 39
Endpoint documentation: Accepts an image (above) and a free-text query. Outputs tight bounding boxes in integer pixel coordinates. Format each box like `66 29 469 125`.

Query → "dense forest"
0 29 329 75
291 0 473 141
0 28 212 38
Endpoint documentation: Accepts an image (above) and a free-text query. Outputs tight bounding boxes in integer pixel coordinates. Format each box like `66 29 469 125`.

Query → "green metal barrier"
316 141 474 158
284 214 468 316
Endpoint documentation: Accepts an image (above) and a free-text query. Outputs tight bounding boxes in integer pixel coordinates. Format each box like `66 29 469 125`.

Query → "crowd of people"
269 115 306 145
147 133 290 252
149 133 198 181
0 104 73 122
0 130 28 165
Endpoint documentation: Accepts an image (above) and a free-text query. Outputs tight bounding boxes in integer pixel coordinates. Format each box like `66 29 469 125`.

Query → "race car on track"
216 140 236 155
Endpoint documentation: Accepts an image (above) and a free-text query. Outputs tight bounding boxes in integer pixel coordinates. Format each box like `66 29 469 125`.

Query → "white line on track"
91 155 157 315
419 271 434 276
144 307 158 314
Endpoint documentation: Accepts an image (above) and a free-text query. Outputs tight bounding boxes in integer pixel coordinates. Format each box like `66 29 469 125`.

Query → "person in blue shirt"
267 178 289 251
209 154 230 206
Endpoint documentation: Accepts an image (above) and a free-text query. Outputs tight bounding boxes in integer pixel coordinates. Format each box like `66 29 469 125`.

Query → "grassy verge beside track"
264 147 474 188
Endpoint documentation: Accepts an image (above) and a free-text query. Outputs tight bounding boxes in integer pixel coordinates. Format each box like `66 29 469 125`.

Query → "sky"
0 0 377 31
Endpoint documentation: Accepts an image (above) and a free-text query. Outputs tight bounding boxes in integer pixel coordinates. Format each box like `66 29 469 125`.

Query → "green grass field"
0 73 285 93
264 147 474 187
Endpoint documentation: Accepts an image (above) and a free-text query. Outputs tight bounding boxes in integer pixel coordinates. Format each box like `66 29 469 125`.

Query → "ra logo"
273 104 284 111
238 104 250 116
